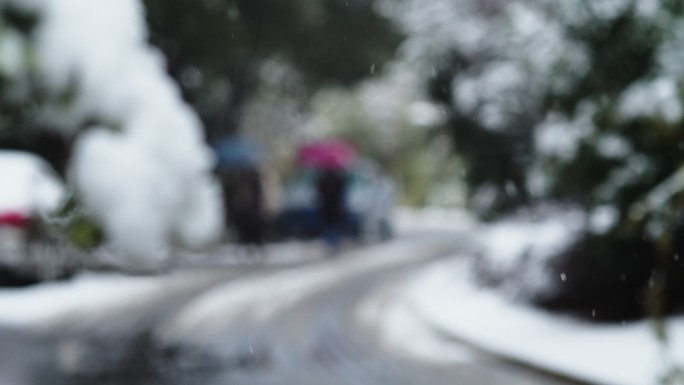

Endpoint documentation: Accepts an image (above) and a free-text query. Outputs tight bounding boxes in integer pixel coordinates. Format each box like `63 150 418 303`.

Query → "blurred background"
2 0 684 384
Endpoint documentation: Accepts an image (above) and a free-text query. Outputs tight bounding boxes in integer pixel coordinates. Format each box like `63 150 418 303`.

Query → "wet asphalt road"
203 265 580 385
0 235 584 385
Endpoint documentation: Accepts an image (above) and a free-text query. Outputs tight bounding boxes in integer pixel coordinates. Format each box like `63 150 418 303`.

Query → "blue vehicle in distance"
275 159 395 243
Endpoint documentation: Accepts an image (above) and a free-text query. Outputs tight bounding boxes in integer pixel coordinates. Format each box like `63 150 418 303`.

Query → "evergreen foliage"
424 0 684 319
142 0 403 136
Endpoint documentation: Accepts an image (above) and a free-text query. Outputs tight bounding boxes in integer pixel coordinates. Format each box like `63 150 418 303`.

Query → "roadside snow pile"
0 273 161 328
0 151 65 215
0 0 223 263
473 206 584 302
398 258 681 385
394 207 476 235
0 242 327 330
356 278 484 364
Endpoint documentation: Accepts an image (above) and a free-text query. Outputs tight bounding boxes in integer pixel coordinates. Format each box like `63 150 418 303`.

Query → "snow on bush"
386 0 492 62
0 0 223 264
617 77 682 124
473 206 585 301
390 0 683 205
453 61 529 131
534 112 592 162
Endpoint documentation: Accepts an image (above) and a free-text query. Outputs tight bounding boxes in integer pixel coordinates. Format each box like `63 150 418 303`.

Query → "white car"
347 160 396 241
0 150 67 279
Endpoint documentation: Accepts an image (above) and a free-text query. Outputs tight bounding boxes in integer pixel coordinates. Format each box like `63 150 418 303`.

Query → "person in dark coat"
222 167 265 253
315 169 348 251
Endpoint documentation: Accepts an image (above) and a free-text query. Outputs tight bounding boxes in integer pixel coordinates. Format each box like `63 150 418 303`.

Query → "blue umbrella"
214 137 261 169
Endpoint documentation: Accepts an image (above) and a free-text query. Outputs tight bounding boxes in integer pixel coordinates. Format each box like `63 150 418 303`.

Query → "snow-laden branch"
0 0 223 264
645 166 684 210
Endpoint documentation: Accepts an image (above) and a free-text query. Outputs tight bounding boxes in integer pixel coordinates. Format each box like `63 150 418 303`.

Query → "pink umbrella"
296 139 358 170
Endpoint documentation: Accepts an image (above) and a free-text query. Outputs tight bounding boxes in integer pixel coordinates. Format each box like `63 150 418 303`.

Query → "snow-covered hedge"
472 206 584 302
0 0 223 264
389 0 684 321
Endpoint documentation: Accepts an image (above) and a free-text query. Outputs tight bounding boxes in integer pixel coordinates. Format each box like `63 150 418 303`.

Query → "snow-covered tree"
0 0 223 265
392 0 684 320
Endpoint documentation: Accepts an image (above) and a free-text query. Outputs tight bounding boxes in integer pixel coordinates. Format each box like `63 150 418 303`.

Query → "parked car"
0 150 67 283
347 159 396 241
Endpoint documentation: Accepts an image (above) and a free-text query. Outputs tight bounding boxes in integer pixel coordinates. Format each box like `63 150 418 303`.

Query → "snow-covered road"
0 226 580 385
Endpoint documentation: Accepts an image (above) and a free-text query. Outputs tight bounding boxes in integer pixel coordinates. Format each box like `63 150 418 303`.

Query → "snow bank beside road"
0 273 161 329
473 208 584 301
2 0 222 263
356 278 484 364
0 242 327 330
395 207 476 235
395 258 682 385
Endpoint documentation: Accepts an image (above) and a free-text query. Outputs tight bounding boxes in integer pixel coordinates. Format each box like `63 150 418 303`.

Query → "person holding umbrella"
214 136 266 255
315 168 348 251
296 139 357 252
